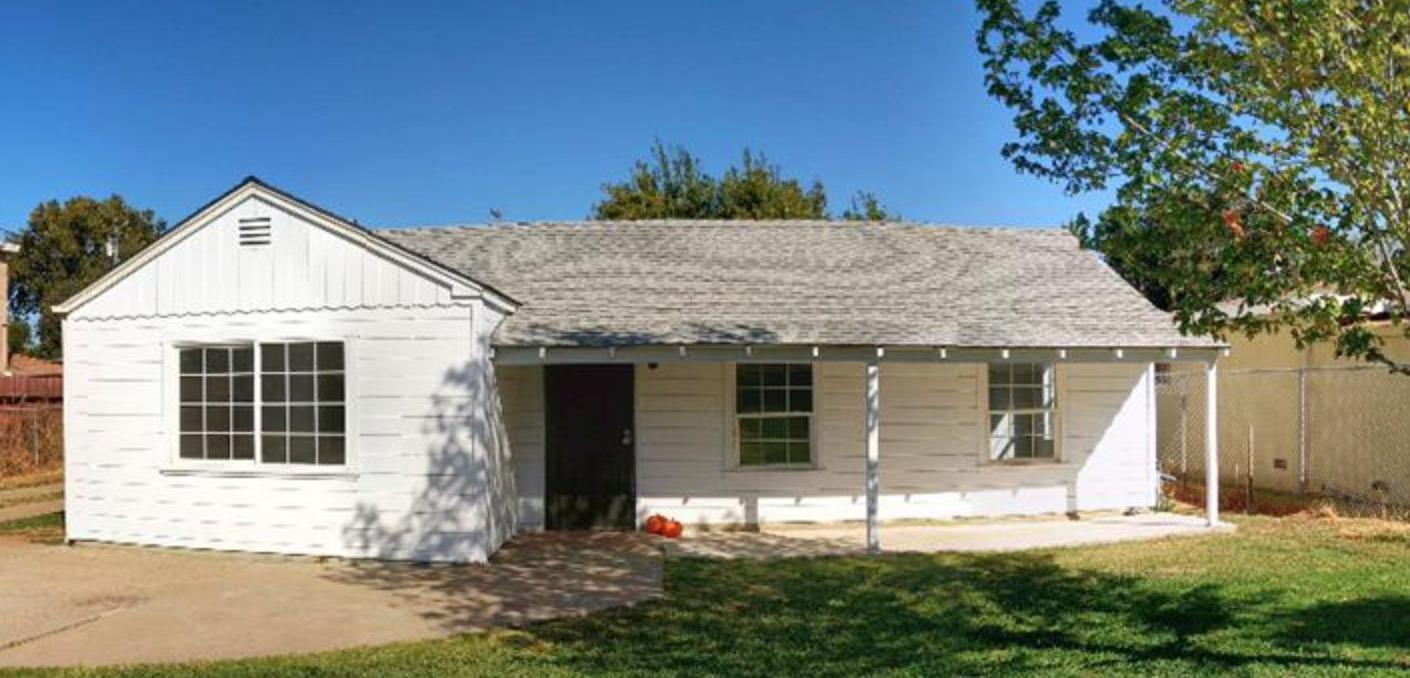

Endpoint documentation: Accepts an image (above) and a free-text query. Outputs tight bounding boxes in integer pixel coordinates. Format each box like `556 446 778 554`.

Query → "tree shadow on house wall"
328 358 663 632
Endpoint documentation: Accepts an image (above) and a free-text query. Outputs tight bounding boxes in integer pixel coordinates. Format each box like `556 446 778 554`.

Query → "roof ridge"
379 220 1069 234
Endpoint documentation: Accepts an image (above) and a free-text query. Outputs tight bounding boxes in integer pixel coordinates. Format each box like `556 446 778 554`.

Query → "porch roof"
379 220 1219 352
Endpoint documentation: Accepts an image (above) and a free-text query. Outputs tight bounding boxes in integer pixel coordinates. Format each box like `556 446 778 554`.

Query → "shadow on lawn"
515 551 1410 676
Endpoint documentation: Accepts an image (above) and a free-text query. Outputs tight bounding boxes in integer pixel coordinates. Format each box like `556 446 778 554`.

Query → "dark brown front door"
544 365 635 530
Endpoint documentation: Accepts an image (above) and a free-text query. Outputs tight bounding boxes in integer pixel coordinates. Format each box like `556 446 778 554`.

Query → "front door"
544 365 635 530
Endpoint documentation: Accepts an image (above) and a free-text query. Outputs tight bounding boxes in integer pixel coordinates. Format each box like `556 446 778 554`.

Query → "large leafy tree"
978 0 1410 369
11 196 165 358
593 141 898 221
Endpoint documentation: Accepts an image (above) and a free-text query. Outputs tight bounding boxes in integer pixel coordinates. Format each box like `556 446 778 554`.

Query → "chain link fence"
1157 363 1410 515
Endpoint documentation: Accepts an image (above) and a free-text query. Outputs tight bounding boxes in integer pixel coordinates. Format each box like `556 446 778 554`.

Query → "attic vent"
238 217 272 246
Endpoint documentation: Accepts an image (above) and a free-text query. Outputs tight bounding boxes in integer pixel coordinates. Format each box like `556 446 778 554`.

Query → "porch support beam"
1205 360 1220 527
492 344 1225 366
865 360 881 554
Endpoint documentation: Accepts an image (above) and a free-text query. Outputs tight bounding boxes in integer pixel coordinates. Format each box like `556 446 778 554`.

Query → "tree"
841 191 901 222
11 196 165 358
978 0 1410 370
592 141 897 221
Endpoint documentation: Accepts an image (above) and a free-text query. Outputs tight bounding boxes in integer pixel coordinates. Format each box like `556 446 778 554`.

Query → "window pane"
288 436 316 464
1011 363 1038 385
289 374 315 402
739 418 761 441
789 389 812 413
232 375 254 402
738 388 761 414
179 349 202 374
204 348 230 374
261 343 285 372
1013 436 1034 459
988 363 1010 386
179 434 204 459
739 442 763 465
262 406 287 432
761 418 787 439
788 364 812 386
289 406 315 433
762 389 787 413
788 440 811 464
738 364 761 387
989 413 1011 438
1033 437 1056 459
180 377 203 403
261 374 286 403
762 365 786 386
206 375 231 402
762 442 788 464
318 436 345 465
232 348 254 372
318 406 344 434
990 436 1014 461
262 435 287 463
1013 413 1036 438
787 416 809 439
180 406 202 432
316 342 344 371
206 434 232 460
317 374 345 402
1011 386 1041 410
988 387 1009 410
232 406 254 432
231 434 255 460
288 343 315 371
205 405 230 432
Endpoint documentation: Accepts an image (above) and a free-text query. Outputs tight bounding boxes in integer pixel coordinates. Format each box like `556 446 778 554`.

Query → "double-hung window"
178 341 346 466
987 362 1057 462
736 363 813 466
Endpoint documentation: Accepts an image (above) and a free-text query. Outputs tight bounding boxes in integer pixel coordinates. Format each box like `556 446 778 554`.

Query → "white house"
58 178 1224 563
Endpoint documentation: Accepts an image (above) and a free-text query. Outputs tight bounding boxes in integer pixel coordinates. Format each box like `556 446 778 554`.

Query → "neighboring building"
0 241 19 375
57 178 1222 563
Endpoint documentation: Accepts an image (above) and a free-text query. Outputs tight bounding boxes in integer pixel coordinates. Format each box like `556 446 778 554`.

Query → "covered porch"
494 343 1228 553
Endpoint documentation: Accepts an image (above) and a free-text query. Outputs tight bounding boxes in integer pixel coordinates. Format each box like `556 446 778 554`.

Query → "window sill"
727 464 823 472
984 458 1063 467
160 466 359 480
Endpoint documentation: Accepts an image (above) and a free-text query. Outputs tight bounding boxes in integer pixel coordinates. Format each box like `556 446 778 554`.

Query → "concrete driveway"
0 532 662 668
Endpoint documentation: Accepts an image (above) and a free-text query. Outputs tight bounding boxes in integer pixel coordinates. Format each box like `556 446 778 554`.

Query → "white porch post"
865 360 881 554
1205 360 1220 526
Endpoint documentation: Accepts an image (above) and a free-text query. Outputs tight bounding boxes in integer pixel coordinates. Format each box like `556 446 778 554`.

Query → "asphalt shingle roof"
378 220 1213 349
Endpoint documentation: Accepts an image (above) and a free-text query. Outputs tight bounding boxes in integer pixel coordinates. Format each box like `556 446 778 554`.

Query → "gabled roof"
54 177 517 316
380 220 1217 349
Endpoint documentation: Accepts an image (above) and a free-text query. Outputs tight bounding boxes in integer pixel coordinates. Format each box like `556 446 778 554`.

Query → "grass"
0 511 64 544
5 514 1410 676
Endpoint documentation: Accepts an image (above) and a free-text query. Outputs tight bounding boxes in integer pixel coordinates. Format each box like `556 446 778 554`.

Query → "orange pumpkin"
663 520 684 539
644 514 666 534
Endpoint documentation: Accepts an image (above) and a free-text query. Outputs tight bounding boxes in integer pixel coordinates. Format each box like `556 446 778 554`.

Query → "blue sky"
0 1 1111 231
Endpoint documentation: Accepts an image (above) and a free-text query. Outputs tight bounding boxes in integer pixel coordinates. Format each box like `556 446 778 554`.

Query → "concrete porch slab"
663 512 1232 559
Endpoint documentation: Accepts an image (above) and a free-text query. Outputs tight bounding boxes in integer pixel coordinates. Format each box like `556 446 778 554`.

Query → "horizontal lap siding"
64 304 507 562
620 361 1154 526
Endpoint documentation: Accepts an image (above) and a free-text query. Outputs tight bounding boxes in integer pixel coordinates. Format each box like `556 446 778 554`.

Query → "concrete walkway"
0 532 662 668
665 513 1230 559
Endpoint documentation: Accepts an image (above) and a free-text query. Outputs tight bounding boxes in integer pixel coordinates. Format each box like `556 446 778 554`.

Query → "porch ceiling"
491 343 1224 365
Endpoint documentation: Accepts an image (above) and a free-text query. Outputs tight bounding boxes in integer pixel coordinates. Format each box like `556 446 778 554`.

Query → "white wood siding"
505 361 1155 528
69 195 457 320
64 195 511 562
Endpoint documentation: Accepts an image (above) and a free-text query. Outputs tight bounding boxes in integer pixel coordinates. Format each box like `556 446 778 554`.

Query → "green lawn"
6 514 1410 676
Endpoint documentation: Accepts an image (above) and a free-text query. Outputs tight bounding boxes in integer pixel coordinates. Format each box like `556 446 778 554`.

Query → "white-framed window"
987 362 1058 462
735 363 813 466
177 341 346 466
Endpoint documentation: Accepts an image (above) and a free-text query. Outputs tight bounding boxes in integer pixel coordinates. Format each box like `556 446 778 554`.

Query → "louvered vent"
238 217 272 246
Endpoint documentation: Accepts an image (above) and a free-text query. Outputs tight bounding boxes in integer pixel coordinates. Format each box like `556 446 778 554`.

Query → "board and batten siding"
503 361 1155 528
64 193 514 562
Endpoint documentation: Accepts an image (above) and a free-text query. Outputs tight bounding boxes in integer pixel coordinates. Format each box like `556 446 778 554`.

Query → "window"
736 364 812 466
177 341 346 466
988 362 1057 462
179 346 255 460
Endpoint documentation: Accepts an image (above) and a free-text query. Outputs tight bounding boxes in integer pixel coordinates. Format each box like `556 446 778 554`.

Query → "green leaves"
978 0 1410 371
591 140 897 221
10 195 164 358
